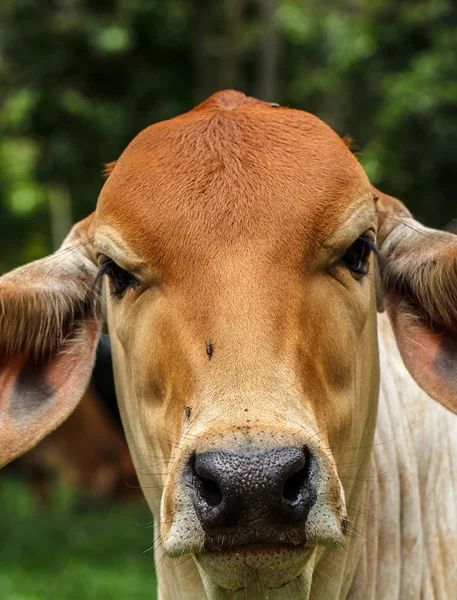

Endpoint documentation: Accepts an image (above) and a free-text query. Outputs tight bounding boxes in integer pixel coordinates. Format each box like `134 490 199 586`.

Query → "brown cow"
1 91 457 599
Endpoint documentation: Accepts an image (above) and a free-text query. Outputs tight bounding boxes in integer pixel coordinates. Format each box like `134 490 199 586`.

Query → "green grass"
0 478 158 600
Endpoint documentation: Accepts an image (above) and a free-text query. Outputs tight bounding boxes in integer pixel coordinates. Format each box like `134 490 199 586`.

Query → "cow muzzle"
161 432 346 592
188 446 315 548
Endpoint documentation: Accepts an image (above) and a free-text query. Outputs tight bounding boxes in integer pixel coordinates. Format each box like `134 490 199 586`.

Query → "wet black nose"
188 446 317 548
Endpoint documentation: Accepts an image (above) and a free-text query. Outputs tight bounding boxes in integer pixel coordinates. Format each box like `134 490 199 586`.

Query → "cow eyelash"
339 235 381 280
95 259 140 298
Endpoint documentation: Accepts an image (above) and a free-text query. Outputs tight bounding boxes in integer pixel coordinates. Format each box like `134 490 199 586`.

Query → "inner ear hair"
381 242 457 334
0 276 101 362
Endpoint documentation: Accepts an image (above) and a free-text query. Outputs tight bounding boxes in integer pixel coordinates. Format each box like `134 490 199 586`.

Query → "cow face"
1 91 456 596
93 91 379 589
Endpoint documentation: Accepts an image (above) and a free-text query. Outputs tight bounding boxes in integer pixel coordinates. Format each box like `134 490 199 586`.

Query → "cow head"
1 91 456 596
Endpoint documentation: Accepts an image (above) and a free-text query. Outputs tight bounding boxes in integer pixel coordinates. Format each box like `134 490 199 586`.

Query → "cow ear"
376 188 457 413
0 213 103 466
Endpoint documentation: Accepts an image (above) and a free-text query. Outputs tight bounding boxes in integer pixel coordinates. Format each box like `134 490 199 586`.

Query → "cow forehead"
96 91 371 266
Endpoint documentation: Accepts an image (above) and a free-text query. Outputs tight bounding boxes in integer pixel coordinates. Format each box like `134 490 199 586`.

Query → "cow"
1 90 457 599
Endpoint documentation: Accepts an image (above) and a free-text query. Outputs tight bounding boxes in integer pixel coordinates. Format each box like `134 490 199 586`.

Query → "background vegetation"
1 1 456 598
0 479 156 599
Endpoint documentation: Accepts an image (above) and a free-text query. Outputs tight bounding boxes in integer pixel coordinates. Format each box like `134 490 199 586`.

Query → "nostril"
282 448 311 503
197 476 223 507
192 454 223 507
282 465 308 502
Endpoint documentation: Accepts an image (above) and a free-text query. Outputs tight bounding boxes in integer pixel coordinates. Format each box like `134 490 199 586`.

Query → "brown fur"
102 161 117 178
341 134 357 152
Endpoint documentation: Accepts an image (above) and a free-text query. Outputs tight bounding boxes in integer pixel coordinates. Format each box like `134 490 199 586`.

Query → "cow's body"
1 91 457 600
352 314 457 600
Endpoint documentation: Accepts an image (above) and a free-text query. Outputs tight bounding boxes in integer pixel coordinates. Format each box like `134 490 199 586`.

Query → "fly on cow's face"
206 341 214 359
185 406 192 419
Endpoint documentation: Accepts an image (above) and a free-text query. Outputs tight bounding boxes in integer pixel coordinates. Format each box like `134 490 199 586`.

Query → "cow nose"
189 447 316 546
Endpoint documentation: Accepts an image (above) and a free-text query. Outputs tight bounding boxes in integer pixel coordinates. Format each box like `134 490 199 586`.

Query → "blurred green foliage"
0 478 156 599
0 0 456 272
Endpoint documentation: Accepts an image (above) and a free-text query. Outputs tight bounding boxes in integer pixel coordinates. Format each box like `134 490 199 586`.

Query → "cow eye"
340 236 376 280
97 259 139 298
